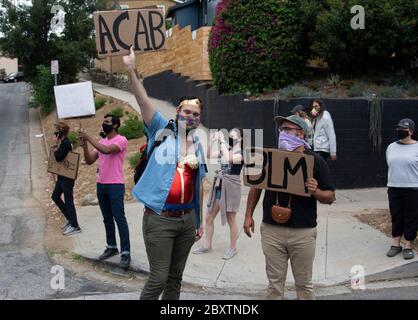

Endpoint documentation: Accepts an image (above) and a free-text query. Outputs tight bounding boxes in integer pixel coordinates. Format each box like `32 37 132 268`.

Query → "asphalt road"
0 82 128 300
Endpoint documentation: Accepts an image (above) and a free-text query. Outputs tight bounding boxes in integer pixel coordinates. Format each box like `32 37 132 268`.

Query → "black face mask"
102 123 114 134
99 131 107 138
397 130 410 140
54 130 63 139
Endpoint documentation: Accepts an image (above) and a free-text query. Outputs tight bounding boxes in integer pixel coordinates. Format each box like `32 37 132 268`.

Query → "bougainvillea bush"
208 0 309 95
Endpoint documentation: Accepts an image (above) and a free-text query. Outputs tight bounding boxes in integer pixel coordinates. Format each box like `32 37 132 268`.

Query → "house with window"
166 0 219 31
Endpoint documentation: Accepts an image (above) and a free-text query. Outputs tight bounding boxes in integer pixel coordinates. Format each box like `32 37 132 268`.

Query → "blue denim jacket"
132 111 206 228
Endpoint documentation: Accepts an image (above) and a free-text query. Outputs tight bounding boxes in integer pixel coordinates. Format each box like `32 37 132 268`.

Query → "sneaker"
403 248 415 260
62 224 72 235
61 220 70 230
63 226 81 236
386 245 402 257
192 247 211 254
222 248 237 260
120 254 131 269
99 248 119 261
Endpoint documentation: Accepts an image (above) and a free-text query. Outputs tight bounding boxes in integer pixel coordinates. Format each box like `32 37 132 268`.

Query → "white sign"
51 60 59 75
54 81 95 119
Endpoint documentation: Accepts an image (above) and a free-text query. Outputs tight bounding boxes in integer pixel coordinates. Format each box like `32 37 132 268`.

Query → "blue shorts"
215 188 221 200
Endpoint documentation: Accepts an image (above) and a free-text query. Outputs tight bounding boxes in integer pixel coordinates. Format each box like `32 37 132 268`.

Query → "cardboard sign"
54 81 95 119
93 9 166 58
48 148 80 180
243 148 314 197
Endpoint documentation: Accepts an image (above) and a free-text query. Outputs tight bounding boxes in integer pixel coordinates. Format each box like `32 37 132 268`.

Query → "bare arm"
305 178 336 204
80 132 120 155
243 188 262 237
81 143 98 165
312 189 335 204
123 47 156 126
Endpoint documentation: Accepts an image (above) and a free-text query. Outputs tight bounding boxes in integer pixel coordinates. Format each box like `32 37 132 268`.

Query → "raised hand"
122 46 136 71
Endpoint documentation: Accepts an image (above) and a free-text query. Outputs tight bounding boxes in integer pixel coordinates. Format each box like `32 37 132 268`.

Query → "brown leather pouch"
271 193 292 224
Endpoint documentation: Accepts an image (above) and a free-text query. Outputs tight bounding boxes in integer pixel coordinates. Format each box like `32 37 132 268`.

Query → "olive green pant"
140 211 196 300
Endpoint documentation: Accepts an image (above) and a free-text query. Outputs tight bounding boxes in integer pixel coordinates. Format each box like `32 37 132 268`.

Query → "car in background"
3 71 24 83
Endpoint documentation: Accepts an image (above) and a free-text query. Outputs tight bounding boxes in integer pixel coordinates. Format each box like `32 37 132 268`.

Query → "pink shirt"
95 134 128 184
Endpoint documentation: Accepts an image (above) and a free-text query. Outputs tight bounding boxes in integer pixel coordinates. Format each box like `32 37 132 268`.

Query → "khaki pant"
260 222 317 300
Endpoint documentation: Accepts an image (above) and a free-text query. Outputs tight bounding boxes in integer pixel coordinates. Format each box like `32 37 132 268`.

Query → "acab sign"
93 9 166 57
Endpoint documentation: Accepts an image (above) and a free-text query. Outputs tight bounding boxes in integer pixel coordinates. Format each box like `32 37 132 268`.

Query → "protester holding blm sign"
243 115 335 300
123 47 207 300
51 122 81 236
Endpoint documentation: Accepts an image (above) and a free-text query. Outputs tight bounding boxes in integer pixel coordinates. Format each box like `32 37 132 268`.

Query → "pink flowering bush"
208 0 309 95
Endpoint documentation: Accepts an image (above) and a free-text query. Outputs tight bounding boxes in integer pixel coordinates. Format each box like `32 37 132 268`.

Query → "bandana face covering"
278 131 310 151
177 114 199 131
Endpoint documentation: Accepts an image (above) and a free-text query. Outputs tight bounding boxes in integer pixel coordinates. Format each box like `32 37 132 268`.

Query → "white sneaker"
192 247 211 254
63 226 81 236
222 248 237 260
61 220 70 230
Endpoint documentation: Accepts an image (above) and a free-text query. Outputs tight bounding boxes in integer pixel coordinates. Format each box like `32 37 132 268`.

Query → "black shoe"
99 248 119 261
120 254 131 269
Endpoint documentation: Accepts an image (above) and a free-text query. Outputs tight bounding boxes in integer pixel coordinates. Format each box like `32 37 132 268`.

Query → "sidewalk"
72 83 415 295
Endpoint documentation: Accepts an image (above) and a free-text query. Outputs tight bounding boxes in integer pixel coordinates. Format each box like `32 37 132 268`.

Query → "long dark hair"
311 99 326 117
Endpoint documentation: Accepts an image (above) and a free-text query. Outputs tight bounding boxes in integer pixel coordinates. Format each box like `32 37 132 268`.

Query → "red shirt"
166 163 197 204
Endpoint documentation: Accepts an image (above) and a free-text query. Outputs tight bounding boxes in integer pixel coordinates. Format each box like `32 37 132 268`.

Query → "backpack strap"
147 119 175 158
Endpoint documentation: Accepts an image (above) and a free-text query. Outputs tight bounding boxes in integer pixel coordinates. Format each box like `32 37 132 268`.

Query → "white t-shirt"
386 141 418 188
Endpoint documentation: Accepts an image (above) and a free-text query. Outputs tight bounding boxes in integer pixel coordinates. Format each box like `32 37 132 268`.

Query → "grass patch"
94 97 107 110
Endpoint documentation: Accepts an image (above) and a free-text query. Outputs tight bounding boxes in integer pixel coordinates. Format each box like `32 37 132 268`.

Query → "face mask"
311 108 318 117
99 131 107 138
102 123 114 134
54 130 63 139
397 130 409 140
278 131 310 151
177 114 199 131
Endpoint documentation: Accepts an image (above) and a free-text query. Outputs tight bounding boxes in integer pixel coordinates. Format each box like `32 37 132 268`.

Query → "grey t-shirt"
386 141 418 188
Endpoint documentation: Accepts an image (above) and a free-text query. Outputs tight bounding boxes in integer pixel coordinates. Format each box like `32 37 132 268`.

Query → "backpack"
134 120 175 184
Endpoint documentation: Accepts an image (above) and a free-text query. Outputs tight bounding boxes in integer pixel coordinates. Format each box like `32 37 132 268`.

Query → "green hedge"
119 115 145 140
309 0 418 75
31 65 54 114
208 0 309 95
94 97 107 110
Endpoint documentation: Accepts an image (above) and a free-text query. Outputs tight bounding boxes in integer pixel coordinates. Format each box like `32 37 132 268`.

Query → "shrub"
109 106 124 118
31 65 54 114
377 86 404 98
128 152 141 169
208 0 309 95
94 97 107 110
407 84 418 97
278 85 319 98
347 82 367 97
309 0 418 75
67 131 80 148
119 115 145 140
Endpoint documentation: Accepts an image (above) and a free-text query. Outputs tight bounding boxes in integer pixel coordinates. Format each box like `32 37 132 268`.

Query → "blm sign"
93 9 166 58
244 148 314 197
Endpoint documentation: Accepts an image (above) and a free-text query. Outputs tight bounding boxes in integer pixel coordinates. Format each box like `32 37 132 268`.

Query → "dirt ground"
355 209 418 249
41 93 146 206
